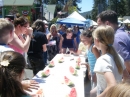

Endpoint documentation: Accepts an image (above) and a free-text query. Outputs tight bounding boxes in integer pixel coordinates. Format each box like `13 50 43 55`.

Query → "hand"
26 27 33 36
22 80 39 92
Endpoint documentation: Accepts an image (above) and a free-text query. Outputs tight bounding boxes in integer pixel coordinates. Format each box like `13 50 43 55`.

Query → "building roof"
3 0 34 6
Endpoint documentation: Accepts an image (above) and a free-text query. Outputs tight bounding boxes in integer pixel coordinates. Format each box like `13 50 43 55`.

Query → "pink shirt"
9 44 23 54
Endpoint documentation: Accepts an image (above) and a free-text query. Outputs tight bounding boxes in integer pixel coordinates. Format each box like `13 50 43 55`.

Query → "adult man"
97 10 130 75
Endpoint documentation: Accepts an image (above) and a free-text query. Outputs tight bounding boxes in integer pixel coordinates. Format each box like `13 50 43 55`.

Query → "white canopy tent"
123 19 130 23
91 20 98 26
67 11 86 21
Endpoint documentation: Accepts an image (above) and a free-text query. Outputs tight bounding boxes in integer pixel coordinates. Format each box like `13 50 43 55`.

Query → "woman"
47 24 62 61
0 51 31 97
28 19 47 75
9 16 32 54
62 28 78 54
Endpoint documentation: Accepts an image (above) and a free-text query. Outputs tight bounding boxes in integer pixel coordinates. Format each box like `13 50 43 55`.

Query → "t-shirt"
62 33 77 47
113 27 130 61
94 53 125 95
0 45 14 52
28 31 47 58
78 42 87 52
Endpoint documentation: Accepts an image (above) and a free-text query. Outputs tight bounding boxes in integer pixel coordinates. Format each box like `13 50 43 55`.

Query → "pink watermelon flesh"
45 69 50 75
50 61 54 65
64 76 69 84
69 88 77 97
69 66 74 74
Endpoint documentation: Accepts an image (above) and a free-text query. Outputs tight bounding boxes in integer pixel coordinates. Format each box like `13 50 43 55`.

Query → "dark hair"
97 10 118 24
81 29 93 38
14 16 29 27
32 19 46 33
0 51 26 97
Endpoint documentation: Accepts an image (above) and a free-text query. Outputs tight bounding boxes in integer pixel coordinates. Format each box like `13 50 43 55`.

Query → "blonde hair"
66 28 73 33
106 81 130 97
93 25 123 74
50 24 57 33
0 18 14 38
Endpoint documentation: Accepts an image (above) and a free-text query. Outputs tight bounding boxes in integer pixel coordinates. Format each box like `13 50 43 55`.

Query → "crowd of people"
0 10 130 97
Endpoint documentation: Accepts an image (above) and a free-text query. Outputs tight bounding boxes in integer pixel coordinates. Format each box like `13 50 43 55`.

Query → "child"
80 30 100 89
0 18 14 52
106 81 130 97
0 51 31 97
91 25 129 97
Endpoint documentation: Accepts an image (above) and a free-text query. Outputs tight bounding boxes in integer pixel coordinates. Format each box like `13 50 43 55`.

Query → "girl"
47 24 62 61
106 81 130 97
80 30 100 89
62 28 78 54
0 51 31 97
91 25 129 97
9 16 32 54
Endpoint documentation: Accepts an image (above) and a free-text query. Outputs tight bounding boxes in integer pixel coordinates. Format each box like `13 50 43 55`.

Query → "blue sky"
78 0 93 13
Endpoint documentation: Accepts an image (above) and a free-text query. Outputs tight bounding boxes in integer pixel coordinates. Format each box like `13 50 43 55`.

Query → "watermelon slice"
69 66 77 76
76 57 81 63
75 62 80 70
58 57 64 63
41 69 50 77
64 76 74 87
49 61 55 67
67 88 77 97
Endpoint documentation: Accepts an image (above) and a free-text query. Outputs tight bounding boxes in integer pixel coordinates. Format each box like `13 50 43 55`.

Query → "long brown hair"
93 25 123 74
0 51 26 97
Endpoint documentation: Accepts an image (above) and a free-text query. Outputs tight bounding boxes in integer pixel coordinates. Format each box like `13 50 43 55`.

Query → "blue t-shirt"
113 27 130 61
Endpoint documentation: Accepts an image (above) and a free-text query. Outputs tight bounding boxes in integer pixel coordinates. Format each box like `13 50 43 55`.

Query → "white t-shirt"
0 45 14 52
94 53 125 95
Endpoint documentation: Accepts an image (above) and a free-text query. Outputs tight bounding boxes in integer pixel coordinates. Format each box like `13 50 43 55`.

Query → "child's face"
94 38 100 50
80 36 92 46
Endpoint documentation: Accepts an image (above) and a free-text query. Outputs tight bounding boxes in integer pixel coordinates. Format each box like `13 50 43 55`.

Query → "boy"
0 18 14 52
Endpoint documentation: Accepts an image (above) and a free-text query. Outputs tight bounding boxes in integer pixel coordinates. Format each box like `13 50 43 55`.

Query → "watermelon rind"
41 72 49 78
73 70 78 76
75 66 80 70
68 82 75 87
48 64 54 68
58 60 64 63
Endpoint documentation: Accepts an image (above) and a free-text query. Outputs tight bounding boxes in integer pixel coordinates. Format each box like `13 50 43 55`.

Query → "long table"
29 54 86 97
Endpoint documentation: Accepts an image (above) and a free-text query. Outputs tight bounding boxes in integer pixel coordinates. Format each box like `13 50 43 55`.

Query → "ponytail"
107 46 123 74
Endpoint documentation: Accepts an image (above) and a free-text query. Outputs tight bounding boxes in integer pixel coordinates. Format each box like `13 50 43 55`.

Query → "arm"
10 27 33 52
74 38 78 51
42 44 47 52
59 35 63 53
10 33 31 52
125 61 130 74
92 45 100 59
97 72 116 97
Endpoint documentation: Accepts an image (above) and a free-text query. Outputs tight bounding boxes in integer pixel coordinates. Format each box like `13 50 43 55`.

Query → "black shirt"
28 31 47 58
62 33 77 47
